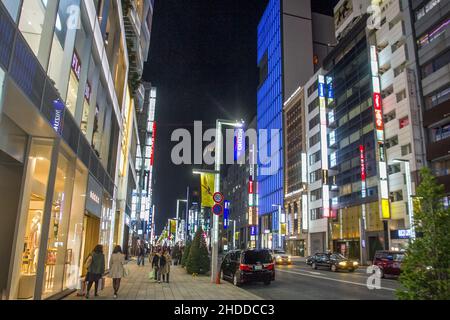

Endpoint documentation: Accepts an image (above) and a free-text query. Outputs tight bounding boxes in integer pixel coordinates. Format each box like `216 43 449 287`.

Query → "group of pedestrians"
150 247 172 283
84 244 126 299
82 242 181 299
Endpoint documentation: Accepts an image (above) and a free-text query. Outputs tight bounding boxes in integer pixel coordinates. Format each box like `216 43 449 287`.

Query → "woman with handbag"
85 244 105 299
110 245 126 299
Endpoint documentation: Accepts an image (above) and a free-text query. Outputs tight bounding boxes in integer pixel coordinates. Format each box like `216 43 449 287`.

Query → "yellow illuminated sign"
382 199 391 219
281 223 286 236
200 173 215 207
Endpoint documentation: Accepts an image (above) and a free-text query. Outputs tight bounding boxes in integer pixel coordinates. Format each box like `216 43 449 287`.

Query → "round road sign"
213 192 224 203
212 204 223 216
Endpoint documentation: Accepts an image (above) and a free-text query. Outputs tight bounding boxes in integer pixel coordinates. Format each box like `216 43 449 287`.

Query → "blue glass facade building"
257 0 283 233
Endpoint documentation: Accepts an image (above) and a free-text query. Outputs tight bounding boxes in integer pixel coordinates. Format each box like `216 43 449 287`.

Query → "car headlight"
288 256 291 260
339 261 347 266
276 256 281 260
353 261 358 266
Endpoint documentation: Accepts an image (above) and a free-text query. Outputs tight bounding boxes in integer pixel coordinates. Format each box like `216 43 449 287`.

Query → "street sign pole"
212 120 222 283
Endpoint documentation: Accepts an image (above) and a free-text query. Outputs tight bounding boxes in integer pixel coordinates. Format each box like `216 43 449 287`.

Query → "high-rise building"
0 0 153 299
283 87 308 256
411 0 450 202
257 0 334 250
302 0 426 261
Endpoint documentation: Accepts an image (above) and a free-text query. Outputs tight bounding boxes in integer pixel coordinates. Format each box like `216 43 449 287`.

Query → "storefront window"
47 0 80 101
42 148 75 298
65 69 79 117
18 0 47 56
1 0 21 22
0 67 5 116
80 82 91 135
17 138 53 299
100 193 113 266
64 162 87 290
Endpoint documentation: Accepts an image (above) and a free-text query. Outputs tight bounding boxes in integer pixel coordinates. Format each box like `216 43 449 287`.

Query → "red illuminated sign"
359 145 366 181
248 181 254 194
71 51 81 79
373 92 383 130
150 122 156 166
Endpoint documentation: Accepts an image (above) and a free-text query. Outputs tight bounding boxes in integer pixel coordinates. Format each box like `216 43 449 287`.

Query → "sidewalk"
65 260 262 300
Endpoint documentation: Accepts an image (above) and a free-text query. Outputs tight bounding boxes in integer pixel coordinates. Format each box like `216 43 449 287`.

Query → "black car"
309 252 359 272
220 249 275 286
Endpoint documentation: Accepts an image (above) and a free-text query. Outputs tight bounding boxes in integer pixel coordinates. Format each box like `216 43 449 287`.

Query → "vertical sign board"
319 75 330 218
302 194 308 230
234 128 245 163
52 99 65 135
223 200 230 229
360 145 367 198
370 45 390 219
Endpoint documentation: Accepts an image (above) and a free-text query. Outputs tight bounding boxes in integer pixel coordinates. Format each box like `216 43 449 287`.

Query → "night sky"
143 0 338 235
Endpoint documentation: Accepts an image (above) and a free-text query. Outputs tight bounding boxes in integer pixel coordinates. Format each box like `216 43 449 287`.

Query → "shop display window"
64 163 88 289
65 70 79 117
47 0 80 102
100 194 113 266
17 138 53 299
18 0 49 59
42 148 75 298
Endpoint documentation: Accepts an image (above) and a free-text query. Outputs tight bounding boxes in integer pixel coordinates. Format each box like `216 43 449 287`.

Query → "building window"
330 152 337 167
425 85 450 109
339 183 352 196
309 114 320 130
388 163 401 175
422 49 450 78
309 151 321 165
399 116 409 129
309 132 320 147
258 52 268 88
310 188 322 202
308 97 319 113
308 81 318 97
384 110 396 123
18 0 48 58
417 18 449 49
396 89 407 103
310 208 323 220
310 169 321 183
431 124 450 142
415 0 441 21
386 135 399 149
390 190 404 202
401 143 412 156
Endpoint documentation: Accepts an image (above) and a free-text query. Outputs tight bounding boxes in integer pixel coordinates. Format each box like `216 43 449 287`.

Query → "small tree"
186 227 210 275
396 167 450 300
181 242 191 268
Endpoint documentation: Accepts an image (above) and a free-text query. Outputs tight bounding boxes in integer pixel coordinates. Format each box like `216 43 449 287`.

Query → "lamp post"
193 118 244 283
176 199 187 243
392 159 415 240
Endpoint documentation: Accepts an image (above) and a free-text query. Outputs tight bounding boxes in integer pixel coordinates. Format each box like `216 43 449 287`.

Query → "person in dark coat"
85 244 105 299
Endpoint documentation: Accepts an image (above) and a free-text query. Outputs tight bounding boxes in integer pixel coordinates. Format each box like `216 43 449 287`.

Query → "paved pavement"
241 260 401 300
65 259 262 300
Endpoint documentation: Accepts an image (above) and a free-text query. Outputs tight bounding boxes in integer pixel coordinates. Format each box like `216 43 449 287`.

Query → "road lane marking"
308 271 323 275
277 269 396 292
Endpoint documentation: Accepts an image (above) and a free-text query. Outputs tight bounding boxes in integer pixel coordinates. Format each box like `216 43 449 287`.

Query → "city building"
222 117 258 251
302 0 426 261
411 0 450 202
0 0 152 299
256 0 334 250
283 87 308 256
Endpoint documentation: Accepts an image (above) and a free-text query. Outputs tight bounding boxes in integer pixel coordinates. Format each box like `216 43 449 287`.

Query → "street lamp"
392 159 415 240
176 199 187 243
193 118 244 283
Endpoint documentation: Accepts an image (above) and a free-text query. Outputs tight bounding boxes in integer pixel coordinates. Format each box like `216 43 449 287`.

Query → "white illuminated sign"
302 194 308 230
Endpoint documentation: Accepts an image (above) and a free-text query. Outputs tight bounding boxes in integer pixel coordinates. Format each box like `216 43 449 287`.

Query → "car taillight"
264 263 274 270
239 264 252 271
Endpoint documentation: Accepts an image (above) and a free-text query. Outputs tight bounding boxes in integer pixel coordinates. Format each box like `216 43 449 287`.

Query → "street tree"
181 242 191 268
186 227 210 275
396 167 450 300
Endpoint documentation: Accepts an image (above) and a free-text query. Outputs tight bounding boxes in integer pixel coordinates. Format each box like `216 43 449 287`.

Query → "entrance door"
80 214 100 276
0 151 24 296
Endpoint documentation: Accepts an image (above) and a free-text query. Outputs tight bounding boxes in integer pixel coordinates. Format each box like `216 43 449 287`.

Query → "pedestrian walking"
85 244 105 299
137 243 146 266
109 245 125 299
159 249 172 283
152 250 161 281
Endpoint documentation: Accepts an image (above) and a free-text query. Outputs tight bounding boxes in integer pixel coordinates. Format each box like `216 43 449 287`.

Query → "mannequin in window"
29 214 42 274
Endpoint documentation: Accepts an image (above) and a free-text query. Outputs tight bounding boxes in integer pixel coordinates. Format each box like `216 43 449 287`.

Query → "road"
239 259 401 300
